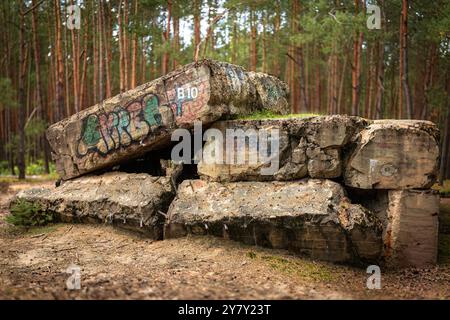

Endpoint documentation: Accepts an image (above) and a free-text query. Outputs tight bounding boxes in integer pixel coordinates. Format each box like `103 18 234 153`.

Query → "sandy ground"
0 180 448 300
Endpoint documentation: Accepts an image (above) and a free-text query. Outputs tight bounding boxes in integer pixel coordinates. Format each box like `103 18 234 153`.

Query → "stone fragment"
344 120 440 189
11 172 175 239
164 179 382 264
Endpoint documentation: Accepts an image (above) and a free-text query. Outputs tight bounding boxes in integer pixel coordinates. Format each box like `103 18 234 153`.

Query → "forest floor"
0 180 448 300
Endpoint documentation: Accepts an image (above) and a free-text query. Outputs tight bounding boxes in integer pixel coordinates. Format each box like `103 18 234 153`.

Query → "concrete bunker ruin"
12 59 441 268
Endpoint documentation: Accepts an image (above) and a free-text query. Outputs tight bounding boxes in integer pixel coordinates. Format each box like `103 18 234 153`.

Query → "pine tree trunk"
231 12 237 64
400 0 413 119
123 0 129 89
98 0 104 101
440 76 450 183
421 43 437 120
162 0 171 75
249 7 257 72
351 0 362 116
18 5 26 179
375 0 386 119
315 45 322 113
104 0 112 98
374 40 384 118
92 3 98 104
172 5 179 70
272 1 281 77
193 0 201 60
54 0 65 121
118 0 125 93
31 0 50 173
131 0 138 88
141 38 146 84
63 7 71 117
70 0 79 113
365 45 373 118
337 53 348 114
80 7 89 108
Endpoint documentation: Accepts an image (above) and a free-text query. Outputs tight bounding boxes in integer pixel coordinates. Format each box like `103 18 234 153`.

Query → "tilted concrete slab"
47 60 289 180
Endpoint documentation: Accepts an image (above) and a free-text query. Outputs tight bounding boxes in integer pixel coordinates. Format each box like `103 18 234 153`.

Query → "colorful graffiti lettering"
76 94 162 157
77 72 210 157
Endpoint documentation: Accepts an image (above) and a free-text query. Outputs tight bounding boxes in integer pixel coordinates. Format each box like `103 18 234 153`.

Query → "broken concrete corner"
344 120 440 189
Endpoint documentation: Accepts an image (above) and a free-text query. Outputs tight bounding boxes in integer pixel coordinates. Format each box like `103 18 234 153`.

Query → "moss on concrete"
236 110 321 120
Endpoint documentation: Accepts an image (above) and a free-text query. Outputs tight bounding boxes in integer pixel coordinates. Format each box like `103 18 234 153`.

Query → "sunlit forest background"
0 0 449 181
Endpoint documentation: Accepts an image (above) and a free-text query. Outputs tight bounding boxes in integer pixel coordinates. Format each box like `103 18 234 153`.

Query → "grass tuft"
246 251 336 282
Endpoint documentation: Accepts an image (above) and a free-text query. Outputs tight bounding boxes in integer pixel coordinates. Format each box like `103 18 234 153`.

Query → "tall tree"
351 0 363 115
399 0 413 118
70 0 79 113
98 0 104 101
118 0 125 92
123 0 129 89
172 2 180 69
18 2 26 179
193 0 201 60
162 0 171 75
249 5 257 71
31 0 50 173
374 0 386 119
131 0 138 88
54 0 64 120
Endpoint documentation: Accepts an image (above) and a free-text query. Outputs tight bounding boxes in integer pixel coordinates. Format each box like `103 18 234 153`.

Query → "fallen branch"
54 246 77 253
30 233 46 238
195 10 228 63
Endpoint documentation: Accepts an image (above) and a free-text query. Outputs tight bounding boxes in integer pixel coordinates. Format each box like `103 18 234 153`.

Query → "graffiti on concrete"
259 77 283 103
76 94 162 157
76 72 210 157
166 73 210 123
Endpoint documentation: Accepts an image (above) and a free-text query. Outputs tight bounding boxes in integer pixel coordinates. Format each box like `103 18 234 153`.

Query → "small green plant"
6 199 53 227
